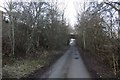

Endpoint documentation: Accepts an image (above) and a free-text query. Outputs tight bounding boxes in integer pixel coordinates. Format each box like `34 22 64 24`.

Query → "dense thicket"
2 1 69 61
76 1 120 77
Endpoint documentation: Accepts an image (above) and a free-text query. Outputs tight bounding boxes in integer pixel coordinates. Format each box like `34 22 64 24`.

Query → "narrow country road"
41 39 91 78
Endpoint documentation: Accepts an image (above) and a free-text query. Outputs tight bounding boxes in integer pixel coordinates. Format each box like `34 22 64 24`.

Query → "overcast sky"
0 0 119 27
0 0 78 27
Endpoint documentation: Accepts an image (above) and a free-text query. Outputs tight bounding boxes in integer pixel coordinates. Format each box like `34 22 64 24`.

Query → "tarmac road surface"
41 44 91 78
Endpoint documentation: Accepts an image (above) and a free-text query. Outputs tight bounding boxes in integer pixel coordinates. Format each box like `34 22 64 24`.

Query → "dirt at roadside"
78 48 116 78
23 47 68 79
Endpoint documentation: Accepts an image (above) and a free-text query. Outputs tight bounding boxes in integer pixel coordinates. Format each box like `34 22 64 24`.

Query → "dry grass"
2 50 63 79
3 58 44 78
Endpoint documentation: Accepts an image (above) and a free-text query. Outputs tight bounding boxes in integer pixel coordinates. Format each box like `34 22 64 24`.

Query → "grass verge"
2 49 66 79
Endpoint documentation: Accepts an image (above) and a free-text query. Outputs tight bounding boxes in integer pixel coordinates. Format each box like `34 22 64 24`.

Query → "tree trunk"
118 11 120 40
113 53 117 76
118 11 120 71
83 30 86 50
9 13 15 56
